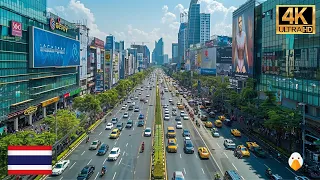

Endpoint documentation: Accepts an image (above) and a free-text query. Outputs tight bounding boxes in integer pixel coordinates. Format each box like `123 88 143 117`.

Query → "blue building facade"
178 23 188 70
187 1 200 48
152 38 164 65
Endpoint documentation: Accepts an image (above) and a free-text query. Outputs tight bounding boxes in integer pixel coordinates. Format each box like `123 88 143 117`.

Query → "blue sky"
48 0 247 58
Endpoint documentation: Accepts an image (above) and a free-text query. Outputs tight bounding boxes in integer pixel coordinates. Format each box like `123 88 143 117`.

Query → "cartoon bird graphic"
288 152 303 171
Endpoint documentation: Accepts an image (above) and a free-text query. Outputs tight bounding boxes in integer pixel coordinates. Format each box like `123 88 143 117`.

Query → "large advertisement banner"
106 36 114 50
105 50 111 65
30 27 80 68
95 73 104 92
200 47 216 75
217 47 232 64
97 48 101 70
232 1 254 78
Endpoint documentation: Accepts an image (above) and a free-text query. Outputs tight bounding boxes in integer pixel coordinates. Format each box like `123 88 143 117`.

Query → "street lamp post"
298 102 306 160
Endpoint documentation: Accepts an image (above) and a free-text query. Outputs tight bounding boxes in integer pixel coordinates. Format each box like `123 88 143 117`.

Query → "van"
223 170 242 180
166 126 176 138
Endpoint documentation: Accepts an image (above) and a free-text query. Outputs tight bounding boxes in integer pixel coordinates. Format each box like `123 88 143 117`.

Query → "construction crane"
130 42 150 46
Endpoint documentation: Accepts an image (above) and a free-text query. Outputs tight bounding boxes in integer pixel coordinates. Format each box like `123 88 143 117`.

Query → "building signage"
41 97 60 107
69 88 81 96
24 106 37 116
49 17 68 32
105 50 111 65
63 93 70 99
94 38 104 49
11 21 22 37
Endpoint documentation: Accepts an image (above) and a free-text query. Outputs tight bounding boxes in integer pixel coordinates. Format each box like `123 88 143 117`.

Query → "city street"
47 78 156 180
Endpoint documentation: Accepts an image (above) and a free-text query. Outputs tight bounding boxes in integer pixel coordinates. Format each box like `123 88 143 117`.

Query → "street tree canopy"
73 94 102 122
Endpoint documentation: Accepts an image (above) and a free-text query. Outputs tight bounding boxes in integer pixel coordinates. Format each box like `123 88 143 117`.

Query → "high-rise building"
187 1 200 48
164 54 169 64
200 13 210 44
178 23 188 70
105 35 115 88
128 48 138 73
76 24 89 95
152 38 164 65
172 43 179 63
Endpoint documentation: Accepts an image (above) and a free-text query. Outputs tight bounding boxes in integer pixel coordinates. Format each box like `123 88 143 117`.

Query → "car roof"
183 129 189 132
168 126 175 130
112 129 119 132
145 127 151 130
168 138 176 143
174 171 184 177
111 147 119 151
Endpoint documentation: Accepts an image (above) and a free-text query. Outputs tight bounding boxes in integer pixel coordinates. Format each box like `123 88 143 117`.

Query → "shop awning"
10 99 33 107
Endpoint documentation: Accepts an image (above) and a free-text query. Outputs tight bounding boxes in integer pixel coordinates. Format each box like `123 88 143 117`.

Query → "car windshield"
241 147 248 151
55 163 62 168
107 123 112 126
169 141 176 145
202 149 208 153
168 130 175 133
186 142 193 147
112 118 116 120
145 129 151 132
80 168 88 174
111 131 117 134
117 124 122 127
110 150 117 154
177 122 181 125
92 141 97 145
127 122 132 124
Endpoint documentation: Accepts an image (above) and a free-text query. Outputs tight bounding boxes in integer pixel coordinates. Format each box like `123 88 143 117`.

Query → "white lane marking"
194 153 197 158
99 131 102 135
286 167 298 176
216 143 221 148
264 164 269 168
81 151 85 156
241 176 245 180
103 158 107 164
274 158 281 163
180 154 182 158
231 163 238 171
183 168 186 174
137 156 139 158
69 162 76 169
112 172 117 180
94 172 99 180
59 177 63 180
114 140 117 145
126 143 128 147
251 152 257 158
134 171 136 174
123 151 125 156
118 158 122 165
87 159 92 165
223 152 229 159
133 127 135 130
201 168 205 174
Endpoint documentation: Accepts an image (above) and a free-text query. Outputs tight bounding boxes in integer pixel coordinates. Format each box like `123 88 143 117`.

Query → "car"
172 107 177 111
144 127 152 137
146 94 150 97
208 111 215 118
175 116 181 121
163 104 168 108
224 139 236 149
182 129 190 137
134 107 140 112
246 142 266 158
218 115 226 121
111 117 118 124
128 105 134 111
139 114 144 119
134 96 138 100
138 92 142 95
126 120 133 128
123 112 129 118
176 122 183 129
183 116 189 120
166 126 176 138
231 129 241 137
109 129 120 139
121 105 127 110
97 143 109 156
116 122 124 131
140 98 145 102
184 140 194 154
180 111 185 117
108 147 121 161
224 119 232 127
167 138 178 153
200 115 208 121
295 176 310 180
105 123 113 130
173 171 185 180
234 145 250 157
164 114 170 120
172 111 177 116
77 165 95 180
89 140 101 150
211 128 220 137
131 101 136 106
198 147 210 159
52 160 70 176
184 136 191 142
169 98 173 103
270 174 283 180
214 120 223 128
164 109 170 114
204 121 213 128
138 119 145 127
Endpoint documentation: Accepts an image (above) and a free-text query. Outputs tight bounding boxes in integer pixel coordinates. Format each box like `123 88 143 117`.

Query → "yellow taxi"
167 138 178 153
177 105 184 110
231 129 241 137
235 145 250 157
109 129 120 139
166 126 176 138
199 105 205 109
214 120 223 128
198 147 210 159
204 121 213 128
218 115 226 121
246 142 259 149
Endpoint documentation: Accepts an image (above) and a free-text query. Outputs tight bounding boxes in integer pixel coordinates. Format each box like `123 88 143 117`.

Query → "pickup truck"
246 142 266 158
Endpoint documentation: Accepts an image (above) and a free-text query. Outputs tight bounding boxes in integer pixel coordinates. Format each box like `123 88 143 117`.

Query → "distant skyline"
47 0 247 58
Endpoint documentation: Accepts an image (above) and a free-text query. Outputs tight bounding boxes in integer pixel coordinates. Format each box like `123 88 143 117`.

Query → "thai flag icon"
8 146 52 175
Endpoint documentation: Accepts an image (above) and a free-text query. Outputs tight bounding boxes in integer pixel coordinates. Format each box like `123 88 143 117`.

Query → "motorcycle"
265 169 272 178
141 142 145 153
86 137 90 143
100 169 106 177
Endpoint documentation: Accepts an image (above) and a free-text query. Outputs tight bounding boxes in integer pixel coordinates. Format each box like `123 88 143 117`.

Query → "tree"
97 89 119 109
73 94 101 124
43 109 80 139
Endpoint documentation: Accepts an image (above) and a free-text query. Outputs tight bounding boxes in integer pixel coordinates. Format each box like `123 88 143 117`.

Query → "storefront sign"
11 21 22 37
24 106 37 116
49 17 68 32
69 88 81 96
63 93 70 99
41 97 60 107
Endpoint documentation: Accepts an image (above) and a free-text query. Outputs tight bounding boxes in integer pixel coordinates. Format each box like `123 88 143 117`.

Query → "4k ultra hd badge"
276 5 316 34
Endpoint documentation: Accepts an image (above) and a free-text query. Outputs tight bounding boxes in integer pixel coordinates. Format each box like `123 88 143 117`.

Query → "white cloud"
161 5 176 24
162 5 168 13
175 4 188 13
169 22 180 30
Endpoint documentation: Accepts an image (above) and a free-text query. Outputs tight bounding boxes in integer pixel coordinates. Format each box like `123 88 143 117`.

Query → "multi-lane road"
48 76 156 180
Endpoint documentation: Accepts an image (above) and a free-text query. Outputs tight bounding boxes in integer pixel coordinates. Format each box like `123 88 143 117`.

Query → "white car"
144 127 152 137
184 136 191 142
146 94 150 97
164 114 170 120
134 97 138 100
169 98 173 103
121 105 127 110
180 111 185 117
224 139 236 149
183 116 189 120
163 104 168 108
131 102 136 106
52 160 70 176
176 122 183 129
139 92 142 95
295 176 310 180
108 147 121 161
123 112 129 118
105 123 113 130
164 109 170 114
89 140 101 150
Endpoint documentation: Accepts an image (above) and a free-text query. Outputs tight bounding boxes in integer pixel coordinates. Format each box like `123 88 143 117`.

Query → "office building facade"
164 54 169 64
172 43 179 64
200 13 210 44
152 38 164 65
131 44 150 69
178 23 188 70
187 1 200 48
76 24 89 95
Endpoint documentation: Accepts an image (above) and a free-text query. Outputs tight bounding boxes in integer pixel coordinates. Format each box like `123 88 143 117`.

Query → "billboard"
79 27 88 80
96 48 101 70
94 38 104 49
232 0 254 77
216 47 232 64
105 50 111 65
11 21 22 37
217 36 232 47
30 27 80 68
106 36 114 50
216 63 232 76
200 47 216 75
95 73 104 92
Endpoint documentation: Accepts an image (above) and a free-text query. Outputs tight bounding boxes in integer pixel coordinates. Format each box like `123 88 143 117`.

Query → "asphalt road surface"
47 76 156 180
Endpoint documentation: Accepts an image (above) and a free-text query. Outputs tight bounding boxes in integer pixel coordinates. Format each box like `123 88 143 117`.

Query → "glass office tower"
187 1 200 48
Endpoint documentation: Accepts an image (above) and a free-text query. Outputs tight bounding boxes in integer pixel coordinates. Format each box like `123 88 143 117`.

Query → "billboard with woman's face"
232 0 254 78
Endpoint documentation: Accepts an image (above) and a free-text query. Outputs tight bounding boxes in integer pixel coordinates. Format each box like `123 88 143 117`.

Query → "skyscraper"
200 13 210 44
164 54 169 64
187 1 200 48
152 38 164 65
172 43 178 63
178 23 188 70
